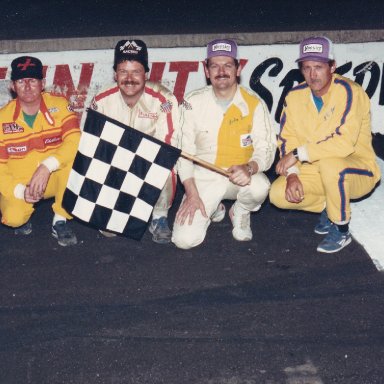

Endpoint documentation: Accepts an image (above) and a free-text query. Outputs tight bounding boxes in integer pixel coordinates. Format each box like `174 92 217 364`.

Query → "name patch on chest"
240 133 253 148
2 122 24 134
138 110 158 119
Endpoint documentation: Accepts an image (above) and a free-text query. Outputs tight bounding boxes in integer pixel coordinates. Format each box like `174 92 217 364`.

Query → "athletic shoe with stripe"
314 209 333 234
229 203 252 241
211 202 226 223
317 225 352 253
14 221 32 235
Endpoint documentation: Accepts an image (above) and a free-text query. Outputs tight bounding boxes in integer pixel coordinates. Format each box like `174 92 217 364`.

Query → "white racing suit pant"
172 167 270 249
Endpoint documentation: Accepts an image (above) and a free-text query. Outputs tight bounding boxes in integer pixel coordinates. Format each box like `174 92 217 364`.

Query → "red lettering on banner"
51 63 94 119
0 67 7 79
169 61 199 103
149 62 166 82
240 59 248 68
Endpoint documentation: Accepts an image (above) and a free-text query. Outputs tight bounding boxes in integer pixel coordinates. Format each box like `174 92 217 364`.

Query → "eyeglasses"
14 78 40 86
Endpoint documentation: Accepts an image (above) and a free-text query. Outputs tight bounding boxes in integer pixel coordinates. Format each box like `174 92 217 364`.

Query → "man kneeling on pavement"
269 36 380 253
172 39 276 249
0 56 80 246
89 39 179 244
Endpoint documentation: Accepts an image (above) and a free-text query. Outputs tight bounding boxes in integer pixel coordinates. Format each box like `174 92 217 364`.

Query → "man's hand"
24 185 41 203
175 178 207 225
175 193 207 225
285 174 304 203
228 164 251 186
276 151 297 176
26 164 51 202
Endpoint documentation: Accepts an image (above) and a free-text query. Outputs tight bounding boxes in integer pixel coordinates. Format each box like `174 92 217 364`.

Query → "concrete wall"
1 30 384 53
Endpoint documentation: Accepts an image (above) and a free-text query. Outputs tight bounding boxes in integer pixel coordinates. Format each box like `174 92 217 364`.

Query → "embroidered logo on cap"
212 43 232 52
303 44 324 54
119 40 142 55
17 58 36 71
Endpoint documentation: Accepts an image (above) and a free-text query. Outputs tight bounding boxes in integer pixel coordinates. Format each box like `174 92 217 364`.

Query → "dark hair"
298 60 335 69
113 59 146 72
205 58 239 69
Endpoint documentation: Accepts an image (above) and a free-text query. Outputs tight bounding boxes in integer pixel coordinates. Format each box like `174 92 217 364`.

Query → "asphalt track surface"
1 172 384 383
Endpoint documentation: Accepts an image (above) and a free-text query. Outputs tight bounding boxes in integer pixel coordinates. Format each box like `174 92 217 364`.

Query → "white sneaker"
229 203 252 241
211 203 226 222
99 229 117 238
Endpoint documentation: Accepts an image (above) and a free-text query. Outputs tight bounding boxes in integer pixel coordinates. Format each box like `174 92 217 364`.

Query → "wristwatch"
292 148 299 160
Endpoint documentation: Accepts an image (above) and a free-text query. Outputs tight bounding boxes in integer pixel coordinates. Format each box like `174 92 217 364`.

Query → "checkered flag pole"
180 151 230 177
63 109 181 240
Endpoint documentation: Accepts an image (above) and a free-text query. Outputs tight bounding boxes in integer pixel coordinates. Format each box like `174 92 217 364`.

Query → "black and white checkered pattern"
63 109 180 240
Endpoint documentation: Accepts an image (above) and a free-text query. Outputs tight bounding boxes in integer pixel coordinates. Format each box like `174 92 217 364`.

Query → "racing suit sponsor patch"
7 145 27 154
160 100 173 113
181 99 192 110
44 136 62 145
90 98 98 111
2 122 24 134
240 133 252 147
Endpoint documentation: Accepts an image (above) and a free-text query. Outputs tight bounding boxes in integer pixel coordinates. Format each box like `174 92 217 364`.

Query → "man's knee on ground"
1 207 31 228
172 229 205 250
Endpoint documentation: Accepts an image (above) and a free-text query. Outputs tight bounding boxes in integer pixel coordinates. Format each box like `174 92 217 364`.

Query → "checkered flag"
63 109 181 240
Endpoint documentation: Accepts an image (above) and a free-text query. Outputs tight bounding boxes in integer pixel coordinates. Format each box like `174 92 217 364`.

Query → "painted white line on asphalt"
350 157 384 271
284 359 324 383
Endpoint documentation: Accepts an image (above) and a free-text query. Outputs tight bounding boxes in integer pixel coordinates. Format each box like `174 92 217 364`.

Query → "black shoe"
52 221 77 247
149 217 172 244
14 221 32 235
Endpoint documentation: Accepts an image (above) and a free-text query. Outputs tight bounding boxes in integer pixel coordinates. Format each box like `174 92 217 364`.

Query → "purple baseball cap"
207 39 238 59
296 36 334 63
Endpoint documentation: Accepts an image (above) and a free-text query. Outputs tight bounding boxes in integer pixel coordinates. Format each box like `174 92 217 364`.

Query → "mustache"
214 74 230 80
122 80 140 86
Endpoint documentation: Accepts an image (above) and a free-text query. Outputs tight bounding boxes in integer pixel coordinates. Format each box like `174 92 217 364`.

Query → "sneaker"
14 221 32 235
229 204 252 241
99 229 117 238
149 216 172 244
52 221 78 247
211 203 226 223
314 209 333 234
317 225 352 253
